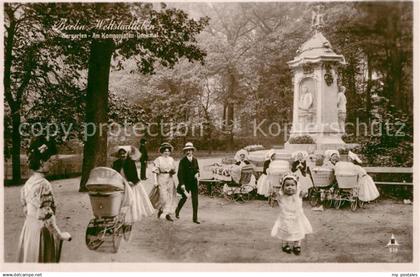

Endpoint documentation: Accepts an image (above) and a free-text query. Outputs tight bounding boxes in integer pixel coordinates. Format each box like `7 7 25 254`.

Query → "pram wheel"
309 189 319 207
324 198 333 208
85 220 105 250
334 198 342 209
241 193 250 201
241 185 255 201
112 226 123 253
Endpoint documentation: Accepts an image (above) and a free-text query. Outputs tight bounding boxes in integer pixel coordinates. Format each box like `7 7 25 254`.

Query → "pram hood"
268 160 290 175
334 161 358 175
86 167 125 192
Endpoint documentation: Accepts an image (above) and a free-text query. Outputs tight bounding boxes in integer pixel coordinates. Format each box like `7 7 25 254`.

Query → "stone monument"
285 6 347 151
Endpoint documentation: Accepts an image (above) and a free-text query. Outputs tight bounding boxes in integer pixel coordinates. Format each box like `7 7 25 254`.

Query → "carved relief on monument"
298 78 316 129
303 63 314 75
323 63 334 86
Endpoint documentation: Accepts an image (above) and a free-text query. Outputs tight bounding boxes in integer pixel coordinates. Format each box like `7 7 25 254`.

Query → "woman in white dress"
348 151 380 203
152 142 177 221
291 151 313 196
112 145 154 223
257 150 275 197
18 137 71 263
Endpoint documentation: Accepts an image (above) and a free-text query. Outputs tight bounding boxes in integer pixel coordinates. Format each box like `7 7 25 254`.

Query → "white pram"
333 161 360 211
85 167 133 253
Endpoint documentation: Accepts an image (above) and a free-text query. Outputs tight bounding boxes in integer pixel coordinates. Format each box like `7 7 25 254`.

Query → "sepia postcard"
1 0 419 273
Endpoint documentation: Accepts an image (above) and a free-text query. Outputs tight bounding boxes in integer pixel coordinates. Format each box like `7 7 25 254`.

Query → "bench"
365 167 413 186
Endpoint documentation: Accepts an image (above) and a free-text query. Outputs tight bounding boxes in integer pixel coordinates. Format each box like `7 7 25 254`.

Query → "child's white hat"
348 150 362 164
264 149 276 161
234 149 249 162
281 172 299 184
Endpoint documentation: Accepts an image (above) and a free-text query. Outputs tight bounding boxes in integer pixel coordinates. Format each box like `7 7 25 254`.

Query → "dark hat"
111 145 141 160
28 135 57 160
159 142 174 153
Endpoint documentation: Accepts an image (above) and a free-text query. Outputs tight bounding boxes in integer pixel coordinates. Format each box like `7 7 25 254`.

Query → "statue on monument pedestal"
298 85 314 129
337 85 347 132
311 5 325 32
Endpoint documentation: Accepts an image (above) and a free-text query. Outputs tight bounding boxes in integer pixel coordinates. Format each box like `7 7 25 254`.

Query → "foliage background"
3 2 413 168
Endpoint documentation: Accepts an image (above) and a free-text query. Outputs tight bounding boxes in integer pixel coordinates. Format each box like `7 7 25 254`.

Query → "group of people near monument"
17 133 380 262
256 148 380 204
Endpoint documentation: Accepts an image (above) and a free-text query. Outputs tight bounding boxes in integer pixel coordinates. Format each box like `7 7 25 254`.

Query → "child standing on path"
271 173 313 255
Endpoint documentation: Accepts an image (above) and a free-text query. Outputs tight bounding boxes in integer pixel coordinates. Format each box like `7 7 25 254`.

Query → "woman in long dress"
291 151 313 196
257 150 275 197
152 142 178 221
18 138 71 263
348 151 380 202
112 145 154 223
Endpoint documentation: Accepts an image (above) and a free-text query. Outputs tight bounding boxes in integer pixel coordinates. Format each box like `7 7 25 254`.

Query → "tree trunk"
366 53 373 120
4 14 19 184
79 40 114 192
11 110 22 184
222 103 227 131
227 103 234 149
226 70 236 150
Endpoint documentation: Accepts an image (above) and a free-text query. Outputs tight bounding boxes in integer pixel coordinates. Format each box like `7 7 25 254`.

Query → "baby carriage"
267 160 290 207
333 161 360 211
308 167 335 208
85 167 133 253
223 164 256 202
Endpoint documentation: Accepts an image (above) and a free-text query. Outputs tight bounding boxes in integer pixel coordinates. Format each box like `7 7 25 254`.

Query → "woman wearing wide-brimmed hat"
152 142 177 221
18 136 71 263
112 145 154 223
348 151 379 203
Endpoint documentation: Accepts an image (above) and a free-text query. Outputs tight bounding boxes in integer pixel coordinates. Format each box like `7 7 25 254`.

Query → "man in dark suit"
175 142 200 224
112 147 140 185
139 138 148 180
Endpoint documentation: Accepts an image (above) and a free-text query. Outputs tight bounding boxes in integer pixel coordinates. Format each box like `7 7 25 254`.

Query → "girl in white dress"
152 143 178 221
257 150 275 197
348 151 380 203
271 173 313 255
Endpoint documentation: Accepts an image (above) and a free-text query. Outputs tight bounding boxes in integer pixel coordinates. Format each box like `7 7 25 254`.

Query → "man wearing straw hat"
175 142 201 224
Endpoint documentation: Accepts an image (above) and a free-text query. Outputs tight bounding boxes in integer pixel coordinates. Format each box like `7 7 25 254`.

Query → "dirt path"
3 158 413 263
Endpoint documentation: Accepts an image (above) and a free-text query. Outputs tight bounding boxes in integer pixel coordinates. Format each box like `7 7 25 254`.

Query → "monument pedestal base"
285 133 354 154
